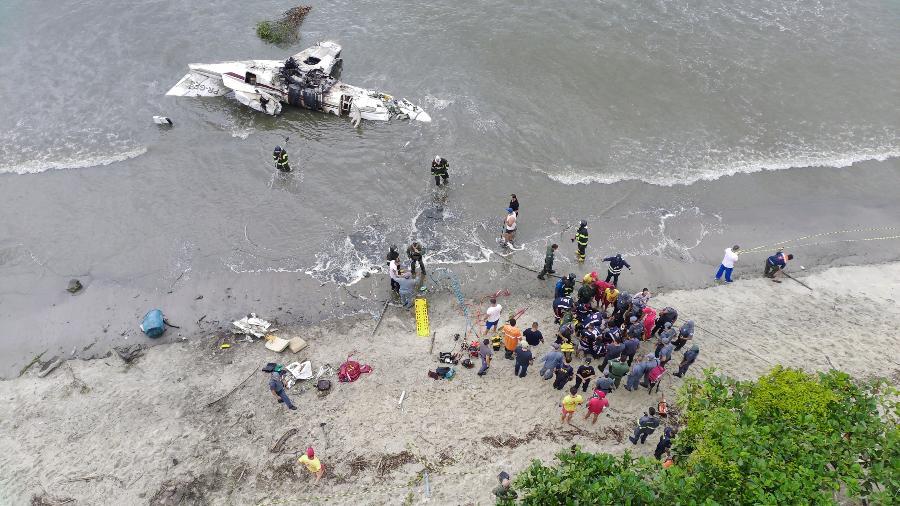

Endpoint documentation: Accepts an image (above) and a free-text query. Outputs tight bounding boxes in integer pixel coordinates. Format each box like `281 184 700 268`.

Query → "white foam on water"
538 148 900 187
0 146 148 175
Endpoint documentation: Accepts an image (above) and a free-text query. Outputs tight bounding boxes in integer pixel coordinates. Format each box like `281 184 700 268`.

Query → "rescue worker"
602 253 631 285
572 220 589 263
273 146 290 172
431 155 449 186
537 244 558 280
406 242 426 276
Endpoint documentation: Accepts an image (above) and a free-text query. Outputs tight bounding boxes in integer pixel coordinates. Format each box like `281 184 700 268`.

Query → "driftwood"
270 428 298 453
206 368 258 407
18 350 47 377
372 299 391 336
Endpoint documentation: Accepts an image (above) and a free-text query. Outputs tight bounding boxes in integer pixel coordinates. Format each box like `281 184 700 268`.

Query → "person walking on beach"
673 320 694 351
655 322 677 357
501 318 523 360
602 254 631 285
477 338 493 376
537 243 558 280
628 407 660 444
273 146 290 172
572 220 589 263
297 447 324 483
502 208 517 246
553 361 574 390
406 242 426 276
485 298 503 333
584 389 609 425
514 343 533 377
673 344 700 378
269 370 297 411
561 386 584 425
715 245 740 283
623 333 641 366
431 155 449 186
764 250 794 282
540 343 564 379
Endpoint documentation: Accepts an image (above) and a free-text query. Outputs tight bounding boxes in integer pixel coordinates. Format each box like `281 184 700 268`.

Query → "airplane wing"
166 71 229 97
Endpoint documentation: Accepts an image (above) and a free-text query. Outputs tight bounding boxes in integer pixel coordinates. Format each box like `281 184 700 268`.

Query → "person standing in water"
273 146 290 172
602 254 631 285
572 220 589 263
503 208 517 246
537 243 558 280
508 194 519 216
431 155 449 186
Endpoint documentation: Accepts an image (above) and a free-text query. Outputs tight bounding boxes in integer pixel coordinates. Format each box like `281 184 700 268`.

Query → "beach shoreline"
2 262 898 504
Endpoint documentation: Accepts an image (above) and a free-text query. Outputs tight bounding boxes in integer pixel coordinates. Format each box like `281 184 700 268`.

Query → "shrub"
514 367 899 505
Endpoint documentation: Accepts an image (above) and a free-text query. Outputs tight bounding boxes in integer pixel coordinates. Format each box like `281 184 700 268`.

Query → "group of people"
479 262 702 501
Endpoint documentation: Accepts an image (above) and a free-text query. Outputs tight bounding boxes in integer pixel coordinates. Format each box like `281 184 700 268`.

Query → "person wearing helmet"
273 146 290 172
502 207 517 245
572 220 589 262
602 253 631 285
431 155 449 186
562 273 577 297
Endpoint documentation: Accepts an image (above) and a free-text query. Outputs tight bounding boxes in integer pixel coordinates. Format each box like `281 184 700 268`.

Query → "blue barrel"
141 309 165 338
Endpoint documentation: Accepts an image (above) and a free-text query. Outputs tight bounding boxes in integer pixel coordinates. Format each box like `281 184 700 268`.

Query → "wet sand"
2 262 898 504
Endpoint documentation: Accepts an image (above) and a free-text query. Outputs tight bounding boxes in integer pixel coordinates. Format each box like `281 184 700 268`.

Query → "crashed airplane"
166 41 430 125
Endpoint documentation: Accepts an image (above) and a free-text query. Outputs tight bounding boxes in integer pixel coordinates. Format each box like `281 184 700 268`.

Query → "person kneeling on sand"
297 447 324 483
583 389 609 425
493 471 518 503
561 386 584 425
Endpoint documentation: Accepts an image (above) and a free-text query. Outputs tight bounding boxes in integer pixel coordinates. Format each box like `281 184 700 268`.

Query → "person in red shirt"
583 389 609 425
642 306 657 341
592 279 614 308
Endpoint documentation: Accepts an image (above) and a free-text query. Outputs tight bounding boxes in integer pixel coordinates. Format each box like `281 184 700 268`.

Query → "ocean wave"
0 146 148 175
539 148 900 187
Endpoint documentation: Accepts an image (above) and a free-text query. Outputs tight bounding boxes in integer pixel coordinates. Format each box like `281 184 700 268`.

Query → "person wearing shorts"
485 298 502 331
560 385 584 425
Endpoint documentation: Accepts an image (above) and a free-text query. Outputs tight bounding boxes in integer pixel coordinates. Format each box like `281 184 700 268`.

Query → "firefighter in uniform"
572 220 589 263
273 146 291 172
431 155 449 186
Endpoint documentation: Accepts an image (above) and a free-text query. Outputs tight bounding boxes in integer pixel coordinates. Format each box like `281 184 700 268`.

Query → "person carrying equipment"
537 244 558 280
764 250 794 282
572 220 589 262
602 253 631 285
273 146 290 172
431 155 449 186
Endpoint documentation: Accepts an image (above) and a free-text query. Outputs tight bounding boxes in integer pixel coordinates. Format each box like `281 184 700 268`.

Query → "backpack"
648 364 666 383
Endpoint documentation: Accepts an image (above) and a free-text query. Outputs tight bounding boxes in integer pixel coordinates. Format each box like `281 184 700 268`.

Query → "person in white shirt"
485 298 503 332
715 245 740 283
502 208 517 246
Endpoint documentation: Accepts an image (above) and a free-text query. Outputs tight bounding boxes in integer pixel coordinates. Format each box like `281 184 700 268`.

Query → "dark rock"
66 279 83 294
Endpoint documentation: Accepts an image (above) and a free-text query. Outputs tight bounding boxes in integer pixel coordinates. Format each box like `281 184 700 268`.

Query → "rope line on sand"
739 226 900 254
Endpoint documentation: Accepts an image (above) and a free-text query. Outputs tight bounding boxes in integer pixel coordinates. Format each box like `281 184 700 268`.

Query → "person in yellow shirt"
297 447 324 483
501 318 523 360
602 287 619 314
560 386 584 425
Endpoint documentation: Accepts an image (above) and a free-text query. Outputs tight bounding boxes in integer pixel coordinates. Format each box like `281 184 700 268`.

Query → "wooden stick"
372 299 390 336
206 368 257 407
782 271 813 291
18 350 47 377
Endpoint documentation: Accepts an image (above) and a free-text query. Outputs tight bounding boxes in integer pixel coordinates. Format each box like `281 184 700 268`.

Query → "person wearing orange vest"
501 318 523 360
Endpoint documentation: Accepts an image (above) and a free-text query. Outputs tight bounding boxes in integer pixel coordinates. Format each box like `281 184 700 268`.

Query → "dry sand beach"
2 262 899 505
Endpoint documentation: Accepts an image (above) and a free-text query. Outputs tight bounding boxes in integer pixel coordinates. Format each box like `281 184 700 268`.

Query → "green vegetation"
255 6 311 45
515 367 899 505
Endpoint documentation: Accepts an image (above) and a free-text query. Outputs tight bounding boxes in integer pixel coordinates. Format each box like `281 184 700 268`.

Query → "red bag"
648 364 666 383
339 355 372 383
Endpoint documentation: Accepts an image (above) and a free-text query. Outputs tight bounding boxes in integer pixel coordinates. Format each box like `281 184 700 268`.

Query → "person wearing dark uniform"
537 244 558 280
273 146 290 172
508 194 519 216
573 220 589 263
431 156 449 186
406 242 426 276
602 254 631 285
